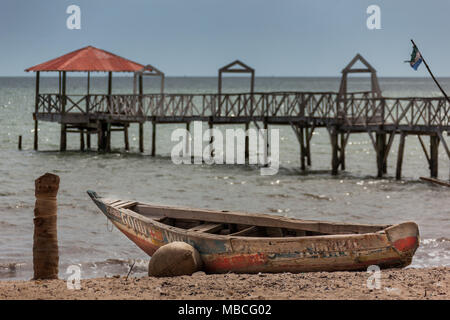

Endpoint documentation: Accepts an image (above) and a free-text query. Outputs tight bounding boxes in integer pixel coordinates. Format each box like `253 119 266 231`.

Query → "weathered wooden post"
396 132 406 180
151 120 156 156
80 130 85 151
86 130 91 149
106 123 112 152
430 135 439 178
306 128 312 167
124 124 130 151
376 133 387 178
34 71 40 151
339 133 346 170
60 72 67 152
330 127 339 175
299 126 306 171
245 122 249 163
18 135 22 150
33 173 60 280
139 123 144 153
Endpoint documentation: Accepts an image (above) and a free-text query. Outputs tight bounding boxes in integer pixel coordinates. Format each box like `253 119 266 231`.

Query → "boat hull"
88 191 419 273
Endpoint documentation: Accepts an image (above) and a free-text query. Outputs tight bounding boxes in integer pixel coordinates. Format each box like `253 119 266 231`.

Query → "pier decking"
27 47 450 179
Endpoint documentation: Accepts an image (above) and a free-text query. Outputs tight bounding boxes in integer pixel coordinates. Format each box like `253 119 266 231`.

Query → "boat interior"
107 200 388 237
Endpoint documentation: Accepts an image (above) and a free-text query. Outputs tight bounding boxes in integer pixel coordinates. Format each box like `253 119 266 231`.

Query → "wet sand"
0 267 448 300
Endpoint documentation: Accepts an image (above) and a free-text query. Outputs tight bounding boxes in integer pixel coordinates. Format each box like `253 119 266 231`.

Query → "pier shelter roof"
25 46 145 73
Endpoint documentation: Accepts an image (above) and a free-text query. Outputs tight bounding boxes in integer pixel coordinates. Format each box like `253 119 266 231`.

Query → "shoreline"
1 267 448 300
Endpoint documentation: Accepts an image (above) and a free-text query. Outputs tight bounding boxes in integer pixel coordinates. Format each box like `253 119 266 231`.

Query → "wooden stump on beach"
148 242 203 277
33 173 60 280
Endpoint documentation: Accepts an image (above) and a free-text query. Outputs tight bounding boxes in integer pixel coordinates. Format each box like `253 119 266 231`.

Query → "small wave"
267 193 291 199
0 221 17 227
302 193 333 201
0 192 16 197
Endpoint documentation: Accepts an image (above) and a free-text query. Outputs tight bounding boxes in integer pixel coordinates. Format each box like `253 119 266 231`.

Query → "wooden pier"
27 47 450 179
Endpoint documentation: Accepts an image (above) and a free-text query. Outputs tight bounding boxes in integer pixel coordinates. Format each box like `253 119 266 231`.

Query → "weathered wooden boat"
87 191 420 273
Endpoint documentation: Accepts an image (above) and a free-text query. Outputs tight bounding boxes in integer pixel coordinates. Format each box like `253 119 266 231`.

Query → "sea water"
0 76 449 280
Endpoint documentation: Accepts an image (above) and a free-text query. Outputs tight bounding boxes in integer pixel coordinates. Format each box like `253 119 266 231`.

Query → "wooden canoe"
87 190 420 273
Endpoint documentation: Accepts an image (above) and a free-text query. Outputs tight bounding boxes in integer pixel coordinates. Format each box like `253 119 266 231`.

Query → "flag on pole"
409 46 423 70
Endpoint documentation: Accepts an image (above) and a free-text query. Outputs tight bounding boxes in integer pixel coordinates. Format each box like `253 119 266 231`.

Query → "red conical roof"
25 46 145 72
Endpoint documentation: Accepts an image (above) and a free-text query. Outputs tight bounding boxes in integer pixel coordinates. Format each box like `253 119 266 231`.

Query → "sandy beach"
1 267 448 300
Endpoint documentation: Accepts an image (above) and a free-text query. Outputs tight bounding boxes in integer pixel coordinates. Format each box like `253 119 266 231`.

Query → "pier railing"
36 92 450 127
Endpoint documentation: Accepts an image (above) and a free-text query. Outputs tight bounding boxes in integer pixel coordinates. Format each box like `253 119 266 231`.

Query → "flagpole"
411 39 450 181
411 39 450 104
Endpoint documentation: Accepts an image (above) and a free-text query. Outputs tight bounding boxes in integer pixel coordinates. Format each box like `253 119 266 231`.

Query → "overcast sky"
1 0 449 77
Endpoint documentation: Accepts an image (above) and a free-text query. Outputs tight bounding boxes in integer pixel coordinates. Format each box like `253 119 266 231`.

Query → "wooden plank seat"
188 223 223 233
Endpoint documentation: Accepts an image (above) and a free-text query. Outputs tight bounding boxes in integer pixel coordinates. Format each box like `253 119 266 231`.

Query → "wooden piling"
339 133 346 170
264 119 269 166
299 126 306 171
306 127 312 167
376 133 386 178
186 122 191 155
430 135 439 178
209 120 215 158
80 130 85 151
151 120 156 156
139 123 144 153
18 135 22 150
330 128 339 175
396 132 406 180
60 124 67 152
33 173 59 280
97 122 108 152
124 124 129 151
34 71 40 151
86 130 91 149
106 123 111 152
245 122 249 162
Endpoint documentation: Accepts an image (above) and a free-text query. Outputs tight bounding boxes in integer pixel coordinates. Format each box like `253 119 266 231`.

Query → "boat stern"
385 221 420 267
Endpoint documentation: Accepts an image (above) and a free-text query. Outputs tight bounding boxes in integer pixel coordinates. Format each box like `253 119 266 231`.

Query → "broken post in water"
33 173 60 280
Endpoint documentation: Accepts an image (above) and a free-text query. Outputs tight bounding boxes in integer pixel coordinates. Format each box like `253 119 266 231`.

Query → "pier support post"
306 127 312 167
34 72 40 151
80 130 85 151
339 133 346 170
430 135 439 178
263 120 269 166
330 127 339 175
106 123 111 152
60 124 67 152
124 124 129 151
299 126 306 171
376 133 387 177
86 130 91 149
97 122 108 152
396 132 406 180
245 122 249 163
186 122 191 157
151 120 156 156
33 173 59 280
209 120 215 159
139 123 144 153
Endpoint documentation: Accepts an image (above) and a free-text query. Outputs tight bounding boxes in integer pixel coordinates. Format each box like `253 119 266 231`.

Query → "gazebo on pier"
26 45 163 152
